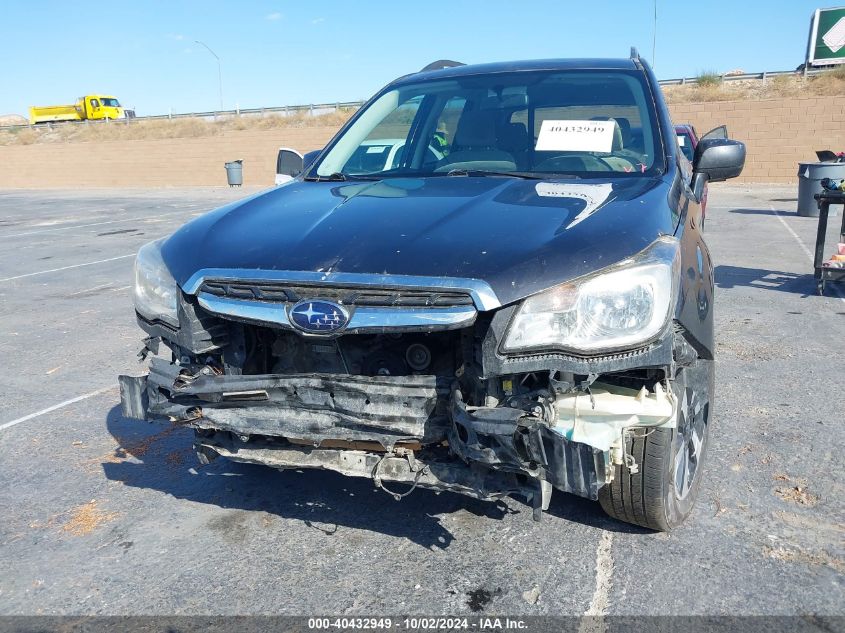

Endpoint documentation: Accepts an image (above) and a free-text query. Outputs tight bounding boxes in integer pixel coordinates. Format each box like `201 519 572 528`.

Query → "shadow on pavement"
545 491 652 534
100 405 637 541
715 264 815 296
101 406 531 549
728 207 798 217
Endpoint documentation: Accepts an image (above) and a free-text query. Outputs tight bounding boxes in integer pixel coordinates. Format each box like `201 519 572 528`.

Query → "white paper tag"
535 120 615 153
366 145 388 154
677 135 686 146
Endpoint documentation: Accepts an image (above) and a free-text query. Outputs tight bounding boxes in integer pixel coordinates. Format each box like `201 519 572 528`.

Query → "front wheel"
598 359 714 531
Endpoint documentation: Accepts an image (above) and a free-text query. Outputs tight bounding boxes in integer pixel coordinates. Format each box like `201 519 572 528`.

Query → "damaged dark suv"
120 51 745 530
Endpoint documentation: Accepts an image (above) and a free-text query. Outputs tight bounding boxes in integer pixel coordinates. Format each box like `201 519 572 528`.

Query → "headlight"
502 236 680 354
134 238 179 327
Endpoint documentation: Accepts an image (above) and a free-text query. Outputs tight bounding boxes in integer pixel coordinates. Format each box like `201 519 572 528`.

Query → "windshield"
101 98 120 107
314 69 664 179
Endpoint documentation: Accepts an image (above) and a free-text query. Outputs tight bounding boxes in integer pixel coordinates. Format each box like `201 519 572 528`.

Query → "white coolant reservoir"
553 382 676 452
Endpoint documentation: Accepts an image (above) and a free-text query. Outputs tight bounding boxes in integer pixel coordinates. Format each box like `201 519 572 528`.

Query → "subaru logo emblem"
289 300 349 333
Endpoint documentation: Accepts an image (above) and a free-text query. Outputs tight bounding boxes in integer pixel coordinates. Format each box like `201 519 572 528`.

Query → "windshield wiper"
305 172 388 182
305 172 347 182
444 169 578 180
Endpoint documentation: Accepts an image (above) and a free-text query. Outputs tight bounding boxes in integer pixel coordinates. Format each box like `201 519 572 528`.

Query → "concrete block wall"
667 97 842 183
0 127 339 188
0 96 840 187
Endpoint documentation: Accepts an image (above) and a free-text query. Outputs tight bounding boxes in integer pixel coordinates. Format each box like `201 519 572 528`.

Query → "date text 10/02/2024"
307 617 529 630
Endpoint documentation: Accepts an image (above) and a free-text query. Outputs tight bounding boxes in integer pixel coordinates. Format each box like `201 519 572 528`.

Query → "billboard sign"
808 7 845 66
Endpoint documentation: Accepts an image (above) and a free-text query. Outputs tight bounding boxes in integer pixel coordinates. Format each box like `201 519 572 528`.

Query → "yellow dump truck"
28 95 134 124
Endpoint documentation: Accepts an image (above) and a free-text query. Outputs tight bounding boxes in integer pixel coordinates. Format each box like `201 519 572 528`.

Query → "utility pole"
195 40 223 111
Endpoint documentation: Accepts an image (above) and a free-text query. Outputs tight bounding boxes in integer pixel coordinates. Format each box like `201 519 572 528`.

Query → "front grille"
199 281 474 308
201 282 293 302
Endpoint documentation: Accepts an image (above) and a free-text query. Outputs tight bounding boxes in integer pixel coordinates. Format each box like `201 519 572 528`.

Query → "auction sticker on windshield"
535 119 615 152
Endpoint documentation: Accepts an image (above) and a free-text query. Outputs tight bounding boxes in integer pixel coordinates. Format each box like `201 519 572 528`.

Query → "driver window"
90 99 100 108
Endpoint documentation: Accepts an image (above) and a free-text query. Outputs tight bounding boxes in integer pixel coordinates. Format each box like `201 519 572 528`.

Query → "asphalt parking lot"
0 184 842 617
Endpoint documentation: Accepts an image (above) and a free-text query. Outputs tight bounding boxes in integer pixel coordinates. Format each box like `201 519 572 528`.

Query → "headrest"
615 117 632 145
498 121 531 150
590 117 624 151
454 110 499 148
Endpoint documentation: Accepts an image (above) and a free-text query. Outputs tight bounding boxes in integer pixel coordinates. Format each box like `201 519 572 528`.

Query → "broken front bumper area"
119 357 673 518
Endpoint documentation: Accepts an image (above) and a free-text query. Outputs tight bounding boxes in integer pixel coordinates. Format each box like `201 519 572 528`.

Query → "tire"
598 359 714 531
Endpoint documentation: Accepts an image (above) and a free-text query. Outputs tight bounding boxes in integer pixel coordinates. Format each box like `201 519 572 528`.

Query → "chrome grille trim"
196 292 477 333
198 281 474 308
183 269 502 311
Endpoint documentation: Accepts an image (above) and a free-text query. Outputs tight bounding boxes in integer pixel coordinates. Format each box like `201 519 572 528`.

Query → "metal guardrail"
138 99 366 121
0 100 367 132
657 67 825 85
0 68 833 131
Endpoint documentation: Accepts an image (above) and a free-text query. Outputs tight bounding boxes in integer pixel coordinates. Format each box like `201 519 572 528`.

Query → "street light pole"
195 40 223 111
652 0 657 68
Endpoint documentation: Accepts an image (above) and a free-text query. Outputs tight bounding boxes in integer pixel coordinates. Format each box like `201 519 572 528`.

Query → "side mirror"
691 138 745 200
693 137 745 188
275 148 304 185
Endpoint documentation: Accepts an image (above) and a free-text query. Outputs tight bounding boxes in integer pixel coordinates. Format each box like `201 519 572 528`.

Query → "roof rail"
630 47 640 60
419 59 465 72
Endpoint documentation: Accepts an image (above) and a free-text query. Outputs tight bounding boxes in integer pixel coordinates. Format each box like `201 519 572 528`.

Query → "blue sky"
0 0 827 117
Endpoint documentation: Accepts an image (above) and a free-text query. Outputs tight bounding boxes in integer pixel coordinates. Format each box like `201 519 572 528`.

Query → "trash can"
797 162 845 217
224 160 243 187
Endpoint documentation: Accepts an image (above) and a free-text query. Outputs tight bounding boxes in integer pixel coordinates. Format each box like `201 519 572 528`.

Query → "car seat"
497 121 532 170
437 109 516 170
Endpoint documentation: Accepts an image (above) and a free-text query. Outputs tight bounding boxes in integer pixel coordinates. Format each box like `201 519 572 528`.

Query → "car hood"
163 176 676 307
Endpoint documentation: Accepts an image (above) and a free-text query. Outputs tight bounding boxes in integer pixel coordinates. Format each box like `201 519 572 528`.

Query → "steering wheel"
534 153 615 172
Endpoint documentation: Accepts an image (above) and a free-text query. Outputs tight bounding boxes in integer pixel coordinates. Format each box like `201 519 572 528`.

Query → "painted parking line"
0 254 134 283
0 387 114 432
66 282 114 297
0 209 199 239
578 530 614 632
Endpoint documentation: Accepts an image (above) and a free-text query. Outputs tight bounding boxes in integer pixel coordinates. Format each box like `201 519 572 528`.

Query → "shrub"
696 70 722 87
821 64 845 80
